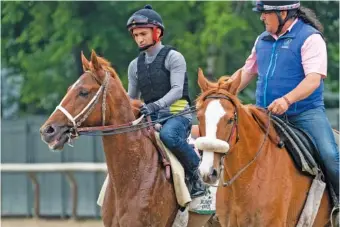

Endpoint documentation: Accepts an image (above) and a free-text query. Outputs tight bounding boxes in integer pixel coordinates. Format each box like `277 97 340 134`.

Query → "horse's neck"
102 94 159 194
224 107 272 186
102 132 154 179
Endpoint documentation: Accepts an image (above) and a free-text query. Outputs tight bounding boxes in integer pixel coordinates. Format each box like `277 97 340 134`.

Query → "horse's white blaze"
199 100 226 176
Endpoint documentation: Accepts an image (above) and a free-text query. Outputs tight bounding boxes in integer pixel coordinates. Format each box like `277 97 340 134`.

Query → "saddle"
270 115 339 207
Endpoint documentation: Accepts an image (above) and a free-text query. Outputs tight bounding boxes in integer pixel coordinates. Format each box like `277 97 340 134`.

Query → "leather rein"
54 70 196 142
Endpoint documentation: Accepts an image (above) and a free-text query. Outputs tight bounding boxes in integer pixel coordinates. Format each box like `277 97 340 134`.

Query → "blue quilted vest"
255 19 324 116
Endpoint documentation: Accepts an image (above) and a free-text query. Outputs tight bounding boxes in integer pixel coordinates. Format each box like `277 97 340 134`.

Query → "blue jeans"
285 106 339 195
158 114 200 178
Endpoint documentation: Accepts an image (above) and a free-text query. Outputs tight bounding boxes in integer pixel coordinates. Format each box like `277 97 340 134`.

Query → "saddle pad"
96 134 191 207
155 132 216 214
154 132 192 207
97 133 217 213
95 138 191 208
95 150 191 208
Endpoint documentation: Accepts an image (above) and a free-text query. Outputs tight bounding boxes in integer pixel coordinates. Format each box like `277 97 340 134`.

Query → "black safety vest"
137 45 190 104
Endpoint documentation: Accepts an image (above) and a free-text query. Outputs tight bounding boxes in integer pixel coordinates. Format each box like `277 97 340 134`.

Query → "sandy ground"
1 216 221 227
1 218 103 227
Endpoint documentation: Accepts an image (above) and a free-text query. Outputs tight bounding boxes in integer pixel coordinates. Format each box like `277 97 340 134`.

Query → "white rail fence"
1 163 107 218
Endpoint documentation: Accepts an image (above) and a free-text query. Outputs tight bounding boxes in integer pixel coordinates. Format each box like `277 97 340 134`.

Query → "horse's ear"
198 68 216 92
81 51 90 72
227 68 242 95
90 49 102 71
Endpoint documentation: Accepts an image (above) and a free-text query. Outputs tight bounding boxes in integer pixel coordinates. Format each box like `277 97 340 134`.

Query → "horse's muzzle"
200 166 220 185
40 123 70 150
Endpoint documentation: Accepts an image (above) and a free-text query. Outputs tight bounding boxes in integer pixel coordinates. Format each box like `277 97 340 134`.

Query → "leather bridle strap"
55 71 110 132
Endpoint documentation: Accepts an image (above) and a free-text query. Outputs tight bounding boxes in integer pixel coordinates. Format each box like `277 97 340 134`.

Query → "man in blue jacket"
238 1 339 198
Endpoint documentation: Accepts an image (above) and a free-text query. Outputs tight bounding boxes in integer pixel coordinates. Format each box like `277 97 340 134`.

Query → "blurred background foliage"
1 1 339 118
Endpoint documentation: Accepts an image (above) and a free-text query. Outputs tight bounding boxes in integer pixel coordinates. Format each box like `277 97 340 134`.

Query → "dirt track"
1 218 103 227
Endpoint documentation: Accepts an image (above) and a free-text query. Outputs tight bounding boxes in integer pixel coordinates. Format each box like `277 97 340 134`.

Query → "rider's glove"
140 102 160 116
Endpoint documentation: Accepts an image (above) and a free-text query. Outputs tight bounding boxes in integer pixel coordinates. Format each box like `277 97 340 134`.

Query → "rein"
203 94 271 187
77 105 197 136
54 70 197 145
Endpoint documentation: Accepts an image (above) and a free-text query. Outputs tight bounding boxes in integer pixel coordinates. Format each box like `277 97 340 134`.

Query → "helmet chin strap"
138 27 161 52
275 10 297 35
139 42 155 51
275 11 286 35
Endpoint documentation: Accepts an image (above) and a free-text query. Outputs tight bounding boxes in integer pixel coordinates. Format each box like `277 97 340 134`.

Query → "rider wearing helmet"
126 5 207 198
237 1 339 200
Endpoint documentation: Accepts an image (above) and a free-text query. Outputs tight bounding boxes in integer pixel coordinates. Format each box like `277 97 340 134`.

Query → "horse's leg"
204 214 222 227
187 212 219 227
101 180 116 227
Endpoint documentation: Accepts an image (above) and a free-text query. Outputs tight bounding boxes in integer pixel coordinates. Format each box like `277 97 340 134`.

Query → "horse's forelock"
217 76 232 86
196 88 241 110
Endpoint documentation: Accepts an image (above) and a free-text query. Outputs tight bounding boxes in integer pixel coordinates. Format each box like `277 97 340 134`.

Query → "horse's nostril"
211 168 218 177
45 125 56 135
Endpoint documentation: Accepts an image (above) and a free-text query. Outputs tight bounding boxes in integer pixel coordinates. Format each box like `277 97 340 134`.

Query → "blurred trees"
1 1 339 117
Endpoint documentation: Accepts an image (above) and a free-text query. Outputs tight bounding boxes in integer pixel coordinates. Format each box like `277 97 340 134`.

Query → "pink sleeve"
243 37 259 74
301 34 327 78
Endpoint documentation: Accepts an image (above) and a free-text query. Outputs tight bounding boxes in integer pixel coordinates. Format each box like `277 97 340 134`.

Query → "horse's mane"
86 55 129 95
88 55 142 118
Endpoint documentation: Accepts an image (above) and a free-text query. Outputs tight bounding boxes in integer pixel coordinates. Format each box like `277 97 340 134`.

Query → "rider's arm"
284 34 327 104
127 58 141 99
234 37 259 93
237 69 257 93
153 50 186 108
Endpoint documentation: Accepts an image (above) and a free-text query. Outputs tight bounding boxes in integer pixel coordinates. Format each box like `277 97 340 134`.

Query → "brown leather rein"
76 106 197 136
55 70 196 139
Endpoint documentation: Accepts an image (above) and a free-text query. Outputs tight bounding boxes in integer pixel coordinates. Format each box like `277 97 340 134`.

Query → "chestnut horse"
39 51 215 227
194 68 333 227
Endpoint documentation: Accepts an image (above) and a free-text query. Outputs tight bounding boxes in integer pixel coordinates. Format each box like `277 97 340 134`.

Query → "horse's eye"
79 89 89 97
226 118 235 125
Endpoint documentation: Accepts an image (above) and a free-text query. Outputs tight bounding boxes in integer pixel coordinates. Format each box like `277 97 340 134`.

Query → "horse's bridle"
55 70 110 138
203 94 271 187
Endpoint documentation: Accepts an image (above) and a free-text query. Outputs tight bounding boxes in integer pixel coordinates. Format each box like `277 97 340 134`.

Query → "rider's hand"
139 102 160 116
268 96 291 115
